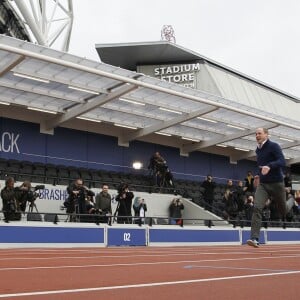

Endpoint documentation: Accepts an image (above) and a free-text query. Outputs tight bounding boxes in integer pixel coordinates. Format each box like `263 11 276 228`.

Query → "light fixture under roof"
0 101 10 106
68 85 99 95
279 137 295 143
234 147 250 152
132 161 143 169
27 107 57 114
155 132 172 137
216 144 228 148
13 72 50 83
227 124 246 130
197 116 217 123
181 137 200 142
119 98 145 106
77 116 102 123
159 107 182 115
114 123 137 130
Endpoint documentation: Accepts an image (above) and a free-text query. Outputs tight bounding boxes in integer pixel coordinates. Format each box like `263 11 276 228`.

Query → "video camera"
174 198 182 206
117 183 129 195
26 185 45 203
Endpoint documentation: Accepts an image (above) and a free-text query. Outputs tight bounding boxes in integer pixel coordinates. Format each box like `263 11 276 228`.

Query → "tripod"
28 201 39 213
113 197 131 224
113 201 120 224
26 200 42 222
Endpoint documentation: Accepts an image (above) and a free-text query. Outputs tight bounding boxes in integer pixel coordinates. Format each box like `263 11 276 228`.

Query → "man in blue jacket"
247 128 295 248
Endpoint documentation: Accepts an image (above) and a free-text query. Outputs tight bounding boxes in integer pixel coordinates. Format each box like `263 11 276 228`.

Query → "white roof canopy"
1 35 300 165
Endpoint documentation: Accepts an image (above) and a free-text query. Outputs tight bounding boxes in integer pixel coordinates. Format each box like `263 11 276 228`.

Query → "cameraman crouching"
115 183 134 224
1 177 20 222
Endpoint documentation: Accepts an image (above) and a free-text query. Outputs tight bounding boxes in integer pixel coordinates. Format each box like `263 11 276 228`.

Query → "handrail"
1 210 299 229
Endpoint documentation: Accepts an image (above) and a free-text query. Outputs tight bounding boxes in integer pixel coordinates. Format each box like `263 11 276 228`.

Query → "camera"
13 184 45 213
246 195 254 203
117 183 128 195
175 198 182 205
8 199 16 212
74 186 94 200
14 184 45 203
26 185 45 203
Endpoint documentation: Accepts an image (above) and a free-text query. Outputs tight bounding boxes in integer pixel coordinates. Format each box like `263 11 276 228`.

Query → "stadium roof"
0 0 31 42
95 41 202 71
95 41 300 104
1 35 300 165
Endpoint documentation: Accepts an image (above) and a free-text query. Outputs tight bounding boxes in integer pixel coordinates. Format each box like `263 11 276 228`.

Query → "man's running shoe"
247 239 259 248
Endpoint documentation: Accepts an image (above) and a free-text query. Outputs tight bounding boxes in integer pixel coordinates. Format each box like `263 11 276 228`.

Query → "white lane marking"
0 252 279 261
0 254 300 271
1 244 300 254
0 252 261 261
184 265 294 272
0 270 300 298
1 248 300 261
0 245 300 258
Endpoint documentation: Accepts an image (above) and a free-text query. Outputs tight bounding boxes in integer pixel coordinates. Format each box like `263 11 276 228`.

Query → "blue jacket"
256 139 285 183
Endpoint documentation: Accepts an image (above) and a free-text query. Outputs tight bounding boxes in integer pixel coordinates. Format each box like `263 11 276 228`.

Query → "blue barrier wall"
148 228 240 244
0 223 299 248
0 117 257 182
0 223 105 245
266 229 300 243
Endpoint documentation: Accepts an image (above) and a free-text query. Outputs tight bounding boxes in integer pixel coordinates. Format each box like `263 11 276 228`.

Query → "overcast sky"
68 0 300 98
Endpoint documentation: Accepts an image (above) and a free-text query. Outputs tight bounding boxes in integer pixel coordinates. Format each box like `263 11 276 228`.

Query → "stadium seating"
0 159 8 179
0 158 209 205
3 159 21 179
56 165 69 181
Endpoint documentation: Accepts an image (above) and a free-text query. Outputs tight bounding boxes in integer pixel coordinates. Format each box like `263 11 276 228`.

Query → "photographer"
148 152 167 174
14 181 32 212
14 181 44 214
133 197 147 225
115 183 134 224
65 178 91 219
223 188 239 222
169 198 184 225
244 195 255 226
95 184 112 223
244 171 255 196
148 152 173 187
1 177 20 222
82 189 98 222
201 175 216 210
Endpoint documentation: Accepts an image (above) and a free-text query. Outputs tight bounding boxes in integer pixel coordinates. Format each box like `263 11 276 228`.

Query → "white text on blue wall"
0 132 20 153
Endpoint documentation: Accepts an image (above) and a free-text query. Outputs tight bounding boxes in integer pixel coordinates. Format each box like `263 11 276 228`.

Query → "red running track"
0 244 299 299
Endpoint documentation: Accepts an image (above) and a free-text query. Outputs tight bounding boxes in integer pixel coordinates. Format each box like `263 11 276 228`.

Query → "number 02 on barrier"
123 232 131 241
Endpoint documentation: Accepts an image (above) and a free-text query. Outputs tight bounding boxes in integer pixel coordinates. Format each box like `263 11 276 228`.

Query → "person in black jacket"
1 177 18 222
115 183 134 224
201 175 216 210
65 178 93 222
244 171 255 196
